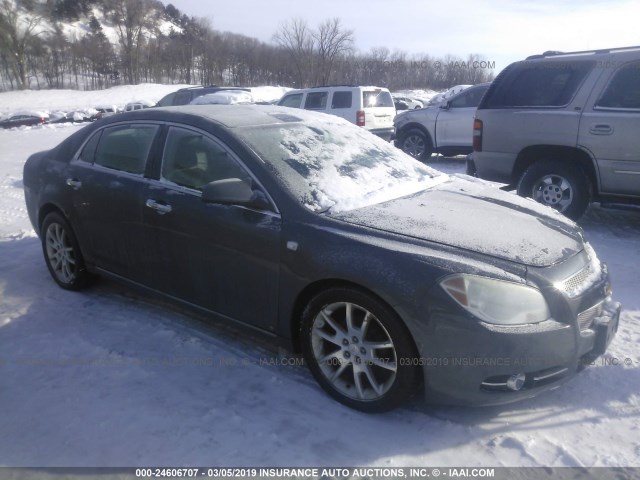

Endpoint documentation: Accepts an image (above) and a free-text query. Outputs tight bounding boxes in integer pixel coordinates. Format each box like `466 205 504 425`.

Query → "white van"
278 86 396 140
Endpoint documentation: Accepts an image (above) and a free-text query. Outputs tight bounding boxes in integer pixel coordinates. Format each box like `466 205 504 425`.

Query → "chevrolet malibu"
23 105 620 412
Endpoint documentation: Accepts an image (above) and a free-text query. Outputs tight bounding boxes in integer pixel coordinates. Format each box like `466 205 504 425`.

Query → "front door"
142 126 281 331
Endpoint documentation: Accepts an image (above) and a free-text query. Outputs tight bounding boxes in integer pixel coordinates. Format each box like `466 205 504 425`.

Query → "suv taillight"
473 119 483 152
356 110 365 127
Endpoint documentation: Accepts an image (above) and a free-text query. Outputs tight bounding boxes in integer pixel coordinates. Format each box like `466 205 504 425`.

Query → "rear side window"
78 131 102 163
279 93 303 108
482 61 594 108
596 62 640 109
331 91 352 109
362 90 394 108
305 92 328 110
94 125 158 174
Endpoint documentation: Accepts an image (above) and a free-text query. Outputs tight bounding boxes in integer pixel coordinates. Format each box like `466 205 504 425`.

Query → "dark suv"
156 86 251 107
471 46 640 220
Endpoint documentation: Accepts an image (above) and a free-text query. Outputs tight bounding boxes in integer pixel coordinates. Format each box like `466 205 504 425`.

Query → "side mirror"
440 101 451 110
201 178 271 211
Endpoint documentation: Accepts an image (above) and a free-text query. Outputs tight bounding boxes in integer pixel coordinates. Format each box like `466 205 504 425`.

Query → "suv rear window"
482 61 594 108
331 91 352 109
363 90 394 108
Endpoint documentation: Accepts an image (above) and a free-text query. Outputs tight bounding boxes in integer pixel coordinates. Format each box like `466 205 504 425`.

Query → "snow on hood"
334 176 583 267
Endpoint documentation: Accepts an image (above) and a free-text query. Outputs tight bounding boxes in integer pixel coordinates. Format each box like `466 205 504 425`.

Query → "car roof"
524 45 640 61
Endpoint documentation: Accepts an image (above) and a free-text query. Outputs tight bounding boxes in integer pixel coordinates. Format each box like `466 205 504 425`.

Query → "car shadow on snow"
0 237 639 466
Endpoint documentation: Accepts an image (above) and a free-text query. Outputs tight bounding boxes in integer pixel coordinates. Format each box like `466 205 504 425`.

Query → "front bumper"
414 269 621 406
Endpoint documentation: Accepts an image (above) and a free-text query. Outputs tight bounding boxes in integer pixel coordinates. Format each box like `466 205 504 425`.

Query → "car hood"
395 106 437 122
333 176 583 267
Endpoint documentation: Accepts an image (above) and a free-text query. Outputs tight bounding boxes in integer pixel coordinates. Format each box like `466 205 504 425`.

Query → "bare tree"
272 18 314 87
0 0 43 89
103 0 158 84
313 18 353 85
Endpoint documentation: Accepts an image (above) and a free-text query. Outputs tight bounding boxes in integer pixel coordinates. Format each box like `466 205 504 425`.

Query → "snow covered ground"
0 86 639 468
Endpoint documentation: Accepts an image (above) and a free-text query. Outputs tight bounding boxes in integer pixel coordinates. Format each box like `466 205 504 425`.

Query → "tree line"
0 0 494 92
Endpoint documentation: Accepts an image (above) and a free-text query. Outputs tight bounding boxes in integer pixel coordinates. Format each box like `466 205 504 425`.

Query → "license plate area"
591 301 621 356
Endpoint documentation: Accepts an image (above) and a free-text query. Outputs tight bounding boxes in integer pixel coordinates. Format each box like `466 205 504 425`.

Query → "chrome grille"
560 264 593 294
577 302 603 331
556 243 602 298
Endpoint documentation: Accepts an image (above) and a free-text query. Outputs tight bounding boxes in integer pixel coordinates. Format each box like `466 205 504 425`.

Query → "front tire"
517 160 591 221
399 128 433 162
41 212 93 290
301 287 421 412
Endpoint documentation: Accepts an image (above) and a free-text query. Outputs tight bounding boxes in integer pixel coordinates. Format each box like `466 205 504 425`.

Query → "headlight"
440 274 550 325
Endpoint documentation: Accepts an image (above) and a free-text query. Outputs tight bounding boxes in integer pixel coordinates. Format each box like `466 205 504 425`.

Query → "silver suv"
395 83 489 160
471 46 640 220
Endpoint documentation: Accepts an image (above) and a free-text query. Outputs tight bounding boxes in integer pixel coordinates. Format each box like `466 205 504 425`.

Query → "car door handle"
589 124 613 135
145 199 172 215
66 178 82 189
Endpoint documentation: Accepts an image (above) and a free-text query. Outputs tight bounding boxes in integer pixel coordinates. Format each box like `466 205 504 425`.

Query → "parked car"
392 95 424 110
0 113 47 129
277 85 396 140
190 90 254 105
470 46 640 220
394 99 411 111
394 83 490 160
49 111 92 124
156 85 251 107
23 105 619 412
427 84 472 106
92 105 119 120
124 100 155 112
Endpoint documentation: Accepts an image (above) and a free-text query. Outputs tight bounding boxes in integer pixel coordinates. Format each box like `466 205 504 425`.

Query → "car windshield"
237 116 447 213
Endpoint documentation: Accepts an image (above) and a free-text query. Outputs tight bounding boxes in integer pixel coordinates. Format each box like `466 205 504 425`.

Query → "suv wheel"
399 129 433 161
517 160 591 220
301 287 421 412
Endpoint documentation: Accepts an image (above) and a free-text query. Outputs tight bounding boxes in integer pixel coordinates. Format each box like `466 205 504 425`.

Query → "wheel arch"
38 203 67 233
513 145 599 193
288 279 421 364
397 122 434 147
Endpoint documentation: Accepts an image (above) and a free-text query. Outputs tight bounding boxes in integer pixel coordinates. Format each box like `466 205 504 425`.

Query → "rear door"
361 88 395 131
578 60 640 195
328 90 354 122
64 123 160 282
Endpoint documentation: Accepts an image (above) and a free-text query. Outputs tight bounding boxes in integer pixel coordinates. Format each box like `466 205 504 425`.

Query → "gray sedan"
23 105 620 412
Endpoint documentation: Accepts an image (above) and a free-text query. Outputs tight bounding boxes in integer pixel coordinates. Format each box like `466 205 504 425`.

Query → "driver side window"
161 127 249 191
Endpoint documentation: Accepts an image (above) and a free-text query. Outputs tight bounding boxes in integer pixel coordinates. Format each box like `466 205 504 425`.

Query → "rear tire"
41 212 93 290
301 287 421 412
517 160 591 221
399 128 433 162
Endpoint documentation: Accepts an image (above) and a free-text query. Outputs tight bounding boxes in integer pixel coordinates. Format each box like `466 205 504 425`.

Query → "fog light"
506 373 526 391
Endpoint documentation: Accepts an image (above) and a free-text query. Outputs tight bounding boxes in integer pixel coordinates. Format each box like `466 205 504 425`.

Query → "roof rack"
310 84 359 88
526 45 640 60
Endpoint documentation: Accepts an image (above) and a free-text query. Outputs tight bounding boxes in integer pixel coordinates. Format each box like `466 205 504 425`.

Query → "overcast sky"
167 0 640 73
